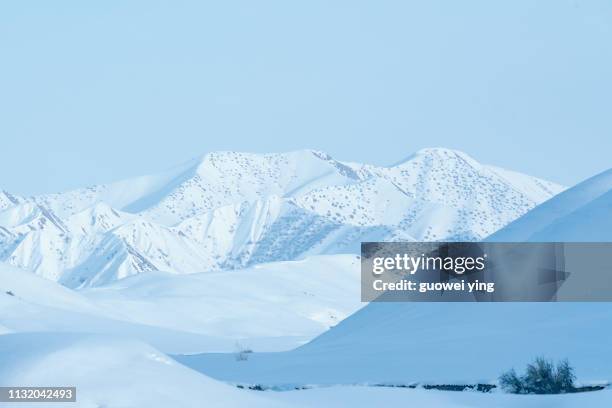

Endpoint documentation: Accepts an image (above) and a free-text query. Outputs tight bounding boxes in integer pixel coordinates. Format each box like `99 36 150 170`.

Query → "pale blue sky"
1 1 611 195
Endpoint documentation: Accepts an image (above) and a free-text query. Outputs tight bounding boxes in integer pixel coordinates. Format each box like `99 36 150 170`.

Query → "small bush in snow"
234 342 253 362
500 357 576 394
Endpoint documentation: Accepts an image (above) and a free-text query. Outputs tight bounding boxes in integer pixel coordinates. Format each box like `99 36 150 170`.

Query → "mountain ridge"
0 148 565 286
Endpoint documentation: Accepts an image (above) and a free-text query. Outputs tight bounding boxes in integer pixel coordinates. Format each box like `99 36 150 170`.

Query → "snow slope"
0 256 363 352
0 148 563 286
4 332 608 408
0 262 230 353
80 255 363 350
489 168 612 241
0 332 284 408
177 302 612 386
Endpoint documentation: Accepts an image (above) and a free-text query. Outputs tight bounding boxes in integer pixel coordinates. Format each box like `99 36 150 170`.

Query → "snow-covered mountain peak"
396 146 470 169
0 202 41 228
66 202 132 235
192 148 356 176
0 202 68 235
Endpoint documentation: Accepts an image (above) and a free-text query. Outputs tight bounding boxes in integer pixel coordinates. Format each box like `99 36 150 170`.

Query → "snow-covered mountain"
0 148 563 287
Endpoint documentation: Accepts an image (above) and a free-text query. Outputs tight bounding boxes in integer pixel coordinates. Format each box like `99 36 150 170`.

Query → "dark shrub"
500 357 576 394
499 368 524 394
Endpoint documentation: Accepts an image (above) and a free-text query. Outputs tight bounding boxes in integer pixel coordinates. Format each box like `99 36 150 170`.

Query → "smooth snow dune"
0 262 106 315
0 332 285 408
0 255 364 353
0 263 231 354
527 188 612 241
176 302 612 385
82 255 364 351
489 168 612 241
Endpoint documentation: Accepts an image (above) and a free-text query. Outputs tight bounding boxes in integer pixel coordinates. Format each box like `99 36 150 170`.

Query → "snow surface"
489 168 612 242
0 332 285 408
176 302 612 386
264 386 612 408
2 329 608 408
81 254 363 351
0 262 230 353
0 256 363 352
